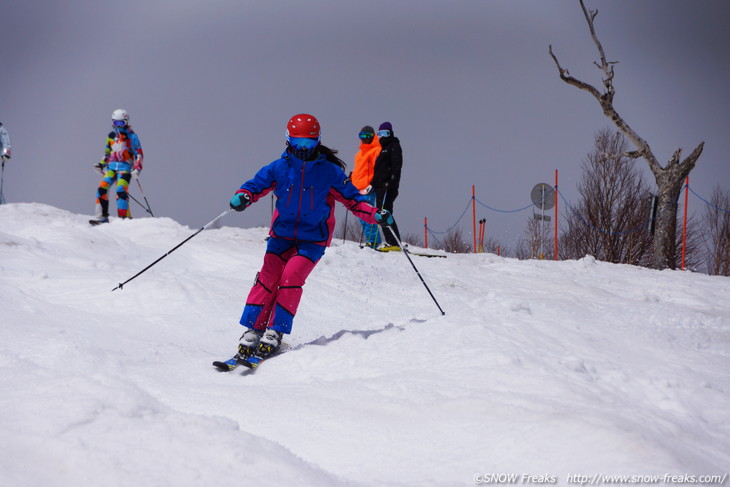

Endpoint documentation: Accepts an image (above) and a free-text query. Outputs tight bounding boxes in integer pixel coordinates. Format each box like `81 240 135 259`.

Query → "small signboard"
531 183 555 210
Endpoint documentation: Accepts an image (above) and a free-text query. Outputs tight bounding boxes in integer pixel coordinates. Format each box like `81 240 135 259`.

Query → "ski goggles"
113 120 127 127
377 129 391 138
359 132 374 140
287 136 320 150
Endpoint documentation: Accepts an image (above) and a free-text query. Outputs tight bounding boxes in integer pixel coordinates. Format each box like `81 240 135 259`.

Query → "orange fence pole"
424 217 429 249
479 219 486 252
476 219 481 252
472 185 477 253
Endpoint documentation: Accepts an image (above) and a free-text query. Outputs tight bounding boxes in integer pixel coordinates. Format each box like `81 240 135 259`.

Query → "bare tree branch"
600 150 643 160
549 45 603 100
582 5 615 91
549 0 667 173
550 0 705 269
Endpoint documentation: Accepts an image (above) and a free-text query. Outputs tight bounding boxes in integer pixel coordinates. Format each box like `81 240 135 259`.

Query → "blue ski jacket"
0 123 11 158
236 150 378 245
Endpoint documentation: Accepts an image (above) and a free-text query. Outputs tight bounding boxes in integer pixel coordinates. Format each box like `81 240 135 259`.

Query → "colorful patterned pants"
96 169 131 218
239 238 326 334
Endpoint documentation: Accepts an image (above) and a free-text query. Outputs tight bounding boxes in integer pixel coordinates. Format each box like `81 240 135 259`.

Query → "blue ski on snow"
212 343 290 372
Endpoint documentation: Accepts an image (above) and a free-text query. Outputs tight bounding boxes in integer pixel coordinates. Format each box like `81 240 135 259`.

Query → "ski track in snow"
1 203 728 487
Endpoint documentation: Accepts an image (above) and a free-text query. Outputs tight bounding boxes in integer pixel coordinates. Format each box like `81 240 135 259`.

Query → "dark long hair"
318 144 346 170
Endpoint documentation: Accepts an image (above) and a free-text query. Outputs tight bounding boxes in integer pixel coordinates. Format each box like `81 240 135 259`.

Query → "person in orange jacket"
351 125 382 247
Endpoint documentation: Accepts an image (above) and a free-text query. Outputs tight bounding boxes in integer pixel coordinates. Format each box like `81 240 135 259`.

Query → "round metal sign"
531 183 555 210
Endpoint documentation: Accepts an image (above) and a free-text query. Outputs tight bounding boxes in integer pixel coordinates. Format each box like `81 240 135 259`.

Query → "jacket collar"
282 149 326 166
359 136 381 152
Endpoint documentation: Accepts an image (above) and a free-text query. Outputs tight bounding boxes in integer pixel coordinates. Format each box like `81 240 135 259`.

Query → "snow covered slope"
1 203 728 487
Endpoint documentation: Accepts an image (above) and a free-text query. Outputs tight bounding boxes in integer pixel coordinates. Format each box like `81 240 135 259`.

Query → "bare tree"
518 216 553 259
400 232 422 248
561 129 654 265
484 237 509 257
549 0 704 269
433 227 471 253
701 186 730 275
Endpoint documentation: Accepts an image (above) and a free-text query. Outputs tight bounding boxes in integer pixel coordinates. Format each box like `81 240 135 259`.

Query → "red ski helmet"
286 114 320 139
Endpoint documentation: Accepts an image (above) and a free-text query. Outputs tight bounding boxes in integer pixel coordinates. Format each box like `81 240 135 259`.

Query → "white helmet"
111 108 129 123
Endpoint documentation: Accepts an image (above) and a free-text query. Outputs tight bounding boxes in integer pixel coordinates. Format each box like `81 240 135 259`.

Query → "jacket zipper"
294 161 306 239
286 183 294 206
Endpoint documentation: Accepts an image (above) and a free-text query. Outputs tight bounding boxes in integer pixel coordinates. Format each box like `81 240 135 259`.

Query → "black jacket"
372 136 402 191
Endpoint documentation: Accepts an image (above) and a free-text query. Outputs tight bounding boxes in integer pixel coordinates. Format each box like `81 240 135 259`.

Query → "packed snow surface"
1 203 728 487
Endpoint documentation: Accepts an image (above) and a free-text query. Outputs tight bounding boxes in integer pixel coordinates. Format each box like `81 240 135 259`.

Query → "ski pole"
0 161 5 204
358 224 365 248
378 188 389 248
128 193 153 216
385 222 445 315
135 178 155 217
112 208 232 291
342 207 349 244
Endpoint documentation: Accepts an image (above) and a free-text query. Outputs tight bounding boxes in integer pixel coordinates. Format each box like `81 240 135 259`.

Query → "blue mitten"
230 192 252 211
374 209 394 226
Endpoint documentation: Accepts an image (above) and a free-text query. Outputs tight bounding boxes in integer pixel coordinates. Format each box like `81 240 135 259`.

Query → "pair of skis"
212 343 290 372
375 247 447 258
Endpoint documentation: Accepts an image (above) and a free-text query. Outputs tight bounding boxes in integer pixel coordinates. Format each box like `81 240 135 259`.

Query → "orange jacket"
351 137 381 191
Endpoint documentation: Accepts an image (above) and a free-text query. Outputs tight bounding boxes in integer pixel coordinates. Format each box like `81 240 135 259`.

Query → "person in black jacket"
372 121 403 249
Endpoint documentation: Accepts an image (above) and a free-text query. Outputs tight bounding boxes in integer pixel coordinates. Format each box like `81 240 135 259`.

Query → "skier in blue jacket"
0 122 11 204
0 122 11 163
225 113 392 368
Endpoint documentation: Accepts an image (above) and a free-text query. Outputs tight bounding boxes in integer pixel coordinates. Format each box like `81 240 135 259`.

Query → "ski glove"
0 155 7 164
374 209 394 226
359 185 372 195
230 192 252 212
93 162 106 175
131 169 140 179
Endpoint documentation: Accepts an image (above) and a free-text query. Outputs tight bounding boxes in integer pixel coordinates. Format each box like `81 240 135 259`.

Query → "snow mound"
1 203 728 486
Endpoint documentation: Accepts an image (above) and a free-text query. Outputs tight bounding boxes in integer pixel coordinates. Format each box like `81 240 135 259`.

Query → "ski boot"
257 329 283 358
377 244 401 252
237 328 264 361
89 216 109 226
239 329 283 369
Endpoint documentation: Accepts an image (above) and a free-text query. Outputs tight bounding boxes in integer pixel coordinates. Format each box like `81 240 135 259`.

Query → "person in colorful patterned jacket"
89 109 144 225
351 125 382 248
226 113 393 367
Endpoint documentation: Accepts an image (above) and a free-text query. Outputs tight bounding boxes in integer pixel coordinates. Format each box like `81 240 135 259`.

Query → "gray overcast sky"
2 0 729 252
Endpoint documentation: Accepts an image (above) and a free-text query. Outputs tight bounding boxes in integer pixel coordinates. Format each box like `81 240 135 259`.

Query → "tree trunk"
647 144 703 269
653 172 683 269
